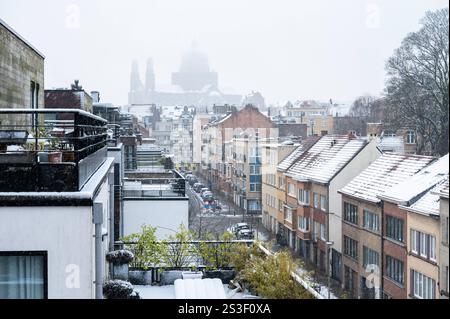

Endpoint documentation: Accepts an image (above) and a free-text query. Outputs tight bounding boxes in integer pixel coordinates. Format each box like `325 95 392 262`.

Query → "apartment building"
0 109 114 299
273 136 321 239
437 179 449 299
339 153 435 298
201 104 276 198
284 134 381 282
261 141 298 231
378 155 448 299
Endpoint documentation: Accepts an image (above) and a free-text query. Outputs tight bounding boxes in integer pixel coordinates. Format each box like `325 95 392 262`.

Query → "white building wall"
329 139 381 253
0 206 94 299
123 199 189 239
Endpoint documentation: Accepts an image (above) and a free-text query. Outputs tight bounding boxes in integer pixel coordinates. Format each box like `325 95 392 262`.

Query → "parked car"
237 229 254 240
200 188 209 195
189 178 198 186
227 222 249 235
194 183 205 193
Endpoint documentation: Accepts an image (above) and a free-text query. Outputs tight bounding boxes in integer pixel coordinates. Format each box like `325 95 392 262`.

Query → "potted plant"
47 135 62 163
103 280 134 299
122 225 161 285
106 249 134 281
199 232 236 284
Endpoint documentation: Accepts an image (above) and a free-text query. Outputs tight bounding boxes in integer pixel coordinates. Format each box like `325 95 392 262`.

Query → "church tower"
145 58 155 91
130 59 143 92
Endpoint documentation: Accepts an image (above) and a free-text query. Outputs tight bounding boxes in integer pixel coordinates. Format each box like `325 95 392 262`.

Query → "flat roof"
0 18 45 59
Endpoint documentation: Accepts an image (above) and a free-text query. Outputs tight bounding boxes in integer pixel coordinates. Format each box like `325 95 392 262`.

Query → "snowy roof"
379 154 449 205
437 179 449 199
339 153 434 203
285 135 370 184
401 178 449 216
377 136 405 154
276 136 320 172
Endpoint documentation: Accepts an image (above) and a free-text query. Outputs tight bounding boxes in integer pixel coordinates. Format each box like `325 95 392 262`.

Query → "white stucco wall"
0 206 94 299
329 140 381 253
123 199 189 239
0 177 112 299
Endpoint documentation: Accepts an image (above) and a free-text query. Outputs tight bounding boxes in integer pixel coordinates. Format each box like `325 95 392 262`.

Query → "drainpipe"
93 202 104 299
108 171 115 251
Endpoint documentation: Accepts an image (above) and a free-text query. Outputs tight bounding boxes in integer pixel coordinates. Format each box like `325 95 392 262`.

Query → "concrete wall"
0 206 94 299
123 199 189 239
0 21 44 110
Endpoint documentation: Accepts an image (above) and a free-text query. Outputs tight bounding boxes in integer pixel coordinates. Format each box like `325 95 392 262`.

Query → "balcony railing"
0 108 108 192
122 177 186 198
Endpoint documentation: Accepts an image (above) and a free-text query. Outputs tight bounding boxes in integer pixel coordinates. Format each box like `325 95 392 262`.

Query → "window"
406 131 416 144
344 202 358 225
313 221 320 240
313 193 319 209
298 216 309 231
287 183 296 197
363 210 379 232
298 189 310 205
278 199 283 212
344 236 358 260
386 255 404 285
363 246 379 267
411 270 436 299
444 217 449 245
285 208 293 222
320 223 327 241
0 251 47 299
386 216 404 242
320 195 327 212
278 176 285 188
410 230 436 261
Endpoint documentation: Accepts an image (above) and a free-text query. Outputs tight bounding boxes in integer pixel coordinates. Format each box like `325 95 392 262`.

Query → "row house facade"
283 134 381 282
378 155 448 299
338 153 435 298
261 142 298 232
437 180 449 299
200 104 276 207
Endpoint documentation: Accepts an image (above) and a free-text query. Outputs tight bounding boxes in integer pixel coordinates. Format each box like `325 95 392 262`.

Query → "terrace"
0 109 108 192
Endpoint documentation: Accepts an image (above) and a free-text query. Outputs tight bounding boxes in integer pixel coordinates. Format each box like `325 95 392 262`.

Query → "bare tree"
384 8 449 156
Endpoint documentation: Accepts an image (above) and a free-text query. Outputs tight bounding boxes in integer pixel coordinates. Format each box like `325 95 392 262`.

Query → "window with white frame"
320 223 327 241
363 246 379 267
287 183 296 197
344 236 358 260
298 216 309 231
278 199 283 212
386 215 404 242
363 210 379 232
344 202 358 225
412 270 436 299
410 230 436 261
313 193 319 209
406 131 416 144
320 195 327 212
285 207 293 222
298 189 310 205
386 255 404 285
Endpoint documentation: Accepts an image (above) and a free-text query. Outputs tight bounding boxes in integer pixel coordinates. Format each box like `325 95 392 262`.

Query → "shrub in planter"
106 250 134 264
103 280 134 299
203 269 236 284
106 250 134 281
129 290 141 300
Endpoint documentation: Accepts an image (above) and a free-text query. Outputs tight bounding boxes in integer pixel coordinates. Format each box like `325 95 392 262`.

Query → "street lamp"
326 241 334 299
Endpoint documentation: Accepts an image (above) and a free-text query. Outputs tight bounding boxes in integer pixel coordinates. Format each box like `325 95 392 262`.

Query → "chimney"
348 131 357 140
91 91 100 103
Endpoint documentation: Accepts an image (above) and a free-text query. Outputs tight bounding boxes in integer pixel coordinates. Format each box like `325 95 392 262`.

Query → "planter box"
203 269 236 284
129 270 153 285
160 270 185 285
112 264 129 281
182 271 203 280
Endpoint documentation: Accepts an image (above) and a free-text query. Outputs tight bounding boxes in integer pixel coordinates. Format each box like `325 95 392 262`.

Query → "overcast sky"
1 0 448 106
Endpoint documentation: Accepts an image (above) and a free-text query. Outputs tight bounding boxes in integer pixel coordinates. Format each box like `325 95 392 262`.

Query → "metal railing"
0 108 108 192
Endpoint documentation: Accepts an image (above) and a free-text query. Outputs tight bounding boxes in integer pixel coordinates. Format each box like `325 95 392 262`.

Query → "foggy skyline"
1 0 448 106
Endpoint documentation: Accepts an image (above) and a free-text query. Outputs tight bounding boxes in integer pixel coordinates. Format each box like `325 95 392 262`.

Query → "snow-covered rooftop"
401 178 449 216
339 153 434 203
378 154 449 205
285 135 370 184
276 136 320 172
